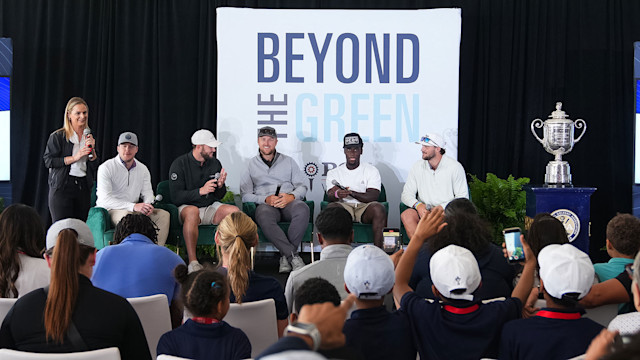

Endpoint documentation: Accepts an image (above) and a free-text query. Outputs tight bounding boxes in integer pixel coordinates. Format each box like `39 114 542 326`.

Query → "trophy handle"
574 119 587 143
530 119 545 145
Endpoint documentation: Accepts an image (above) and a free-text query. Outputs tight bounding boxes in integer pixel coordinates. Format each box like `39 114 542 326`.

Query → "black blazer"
43 129 98 190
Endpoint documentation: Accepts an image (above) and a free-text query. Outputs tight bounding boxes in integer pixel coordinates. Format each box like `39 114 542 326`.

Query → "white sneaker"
188 260 203 273
291 255 305 271
279 256 292 273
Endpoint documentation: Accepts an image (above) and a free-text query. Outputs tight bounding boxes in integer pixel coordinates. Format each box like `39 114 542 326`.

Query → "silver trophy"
531 102 586 185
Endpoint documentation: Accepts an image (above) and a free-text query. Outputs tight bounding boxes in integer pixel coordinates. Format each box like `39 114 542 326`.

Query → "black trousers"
48 175 90 222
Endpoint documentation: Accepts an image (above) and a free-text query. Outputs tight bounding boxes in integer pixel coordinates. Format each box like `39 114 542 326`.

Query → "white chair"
584 303 619 326
0 347 120 359
127 294 171 359
156 355 194 360
224 298 278 358
0 297 17 324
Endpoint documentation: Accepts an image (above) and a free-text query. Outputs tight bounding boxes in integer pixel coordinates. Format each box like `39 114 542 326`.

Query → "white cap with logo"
538 244 594 300
344 245 395 299
430 245 481 301
46 219 95 250
191 129 221 148
416 132 445 148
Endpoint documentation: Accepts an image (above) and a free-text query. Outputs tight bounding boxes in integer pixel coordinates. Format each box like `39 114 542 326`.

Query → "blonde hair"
60 97 89 141
216 212 257 303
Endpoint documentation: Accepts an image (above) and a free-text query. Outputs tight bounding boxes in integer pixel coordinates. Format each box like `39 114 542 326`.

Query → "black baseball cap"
343 133 363 148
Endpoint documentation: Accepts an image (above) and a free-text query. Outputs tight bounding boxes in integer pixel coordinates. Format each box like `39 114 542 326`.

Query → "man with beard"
400 132 468 239
326 133 387 248
169 129 239 272
240 126 309 273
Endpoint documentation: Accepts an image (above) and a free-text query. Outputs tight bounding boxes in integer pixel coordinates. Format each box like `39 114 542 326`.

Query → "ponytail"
216 212 257 304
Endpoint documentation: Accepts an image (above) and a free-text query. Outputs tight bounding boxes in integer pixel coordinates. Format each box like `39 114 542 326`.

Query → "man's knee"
212 204 239 224
255 204 278 224
181 206 200 224
401 208 418 224
369 203 387 222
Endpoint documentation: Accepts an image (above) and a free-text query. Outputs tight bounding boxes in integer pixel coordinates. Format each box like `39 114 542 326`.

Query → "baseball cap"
117 132 138 146
258 126 277 138
343 133 363 148
344 245 395 299
430 245 481 301
416 132 445 148
46 219 95 250
538 244 594 300
191 129 221 148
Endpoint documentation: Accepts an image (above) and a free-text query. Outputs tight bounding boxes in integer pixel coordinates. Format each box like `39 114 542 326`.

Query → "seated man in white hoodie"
96 132 170 245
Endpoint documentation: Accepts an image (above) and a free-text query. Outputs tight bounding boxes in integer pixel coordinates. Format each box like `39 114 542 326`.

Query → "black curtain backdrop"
2 0 639 261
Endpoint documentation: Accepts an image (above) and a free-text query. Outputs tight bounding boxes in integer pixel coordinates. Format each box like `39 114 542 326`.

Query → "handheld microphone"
83 128 94 160
210 173 220 180
275 184 282 196
331 179 347 190
151 194 163 205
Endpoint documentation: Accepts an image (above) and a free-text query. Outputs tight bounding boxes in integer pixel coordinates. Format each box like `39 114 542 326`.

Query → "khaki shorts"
335 202 378 223
178 202 222 225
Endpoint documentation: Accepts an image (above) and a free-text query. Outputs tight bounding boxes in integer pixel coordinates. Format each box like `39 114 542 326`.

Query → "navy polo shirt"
499 308 604 360
224 269 289 320
409 244 515 301
401 291 522 360
343 306 416 360
157 320 251 360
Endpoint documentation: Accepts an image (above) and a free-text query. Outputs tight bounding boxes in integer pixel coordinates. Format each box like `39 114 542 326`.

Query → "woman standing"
43 97 97 222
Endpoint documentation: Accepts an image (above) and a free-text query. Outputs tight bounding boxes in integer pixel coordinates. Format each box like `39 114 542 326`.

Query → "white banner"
217 8 461 226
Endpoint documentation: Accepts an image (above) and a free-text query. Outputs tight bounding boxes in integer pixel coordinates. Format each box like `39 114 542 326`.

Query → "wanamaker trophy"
531 102 586 185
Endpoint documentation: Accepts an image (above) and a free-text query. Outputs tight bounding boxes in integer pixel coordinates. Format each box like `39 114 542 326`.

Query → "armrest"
243 202 257 220
87 206 110 248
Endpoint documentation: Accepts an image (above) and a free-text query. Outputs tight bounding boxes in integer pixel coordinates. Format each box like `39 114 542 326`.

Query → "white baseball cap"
538 244 594 300
191 129 221 148
430 245 481 301
46 219 95 250
416 132 445 148
344 245 395 299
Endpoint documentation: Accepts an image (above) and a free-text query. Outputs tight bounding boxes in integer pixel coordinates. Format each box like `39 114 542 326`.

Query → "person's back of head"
444 198 477 217
430 245 481 302
538 244 594 308
0 203 45 298
428 212 491 255
294 277 341 314
606 213 640 258
528 213 569 259
316 207 353 244
344 245 395 308
44 219 96 344
174 265 230 318
215 212 257 303
113 213 158 244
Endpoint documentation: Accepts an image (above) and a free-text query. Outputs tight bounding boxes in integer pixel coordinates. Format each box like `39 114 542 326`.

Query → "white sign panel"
217 8 461 225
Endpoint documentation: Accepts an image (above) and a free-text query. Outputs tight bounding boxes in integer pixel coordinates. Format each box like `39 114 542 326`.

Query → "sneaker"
291 255 305 271
188 260 203 273
279 256 292 273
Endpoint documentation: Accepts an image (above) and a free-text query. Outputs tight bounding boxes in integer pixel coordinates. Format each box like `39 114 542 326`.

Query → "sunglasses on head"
420 136 439 147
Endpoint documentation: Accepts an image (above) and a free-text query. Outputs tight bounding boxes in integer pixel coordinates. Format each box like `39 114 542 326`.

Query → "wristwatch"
285 321 321 351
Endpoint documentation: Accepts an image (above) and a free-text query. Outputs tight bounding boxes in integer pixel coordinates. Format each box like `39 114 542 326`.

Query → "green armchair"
86 184 113 249
320 185 388 244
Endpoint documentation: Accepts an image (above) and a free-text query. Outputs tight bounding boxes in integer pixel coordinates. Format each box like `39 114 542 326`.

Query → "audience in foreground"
393 207 536 359
0 219 150 359
343 245 416 360
215 211 289 336
0 204 50 298
157 266 251 360
500 244 603 359
594 214 640 282
91 213 185 327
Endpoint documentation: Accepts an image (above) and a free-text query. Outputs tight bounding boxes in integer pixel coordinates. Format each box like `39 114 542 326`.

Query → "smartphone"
503 227 524 263
382 228 402 253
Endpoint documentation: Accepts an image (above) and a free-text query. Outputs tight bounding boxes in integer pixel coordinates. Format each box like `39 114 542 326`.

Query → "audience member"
594 213 640 282
499 244 603 359
526 213 570 259
169 129 239 272
0 219 150 359
96 131 171 245
157 266 251 360
343 245 416 360
325 132 387 248
240 126 309 273
393 208 536 359
215 211 289 336
292 277 362 360
410 198 515 300
608 251 640 335
0 204 49 298
285 207 353 313
91 213 185 327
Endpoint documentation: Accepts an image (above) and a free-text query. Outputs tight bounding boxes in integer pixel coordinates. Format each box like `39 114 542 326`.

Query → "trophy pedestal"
545 160 572 185
525 186 596 253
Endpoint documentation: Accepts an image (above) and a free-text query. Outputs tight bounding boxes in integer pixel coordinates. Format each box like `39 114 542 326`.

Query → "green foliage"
164 243 217 263
221 187 237 205
468 173 530 245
